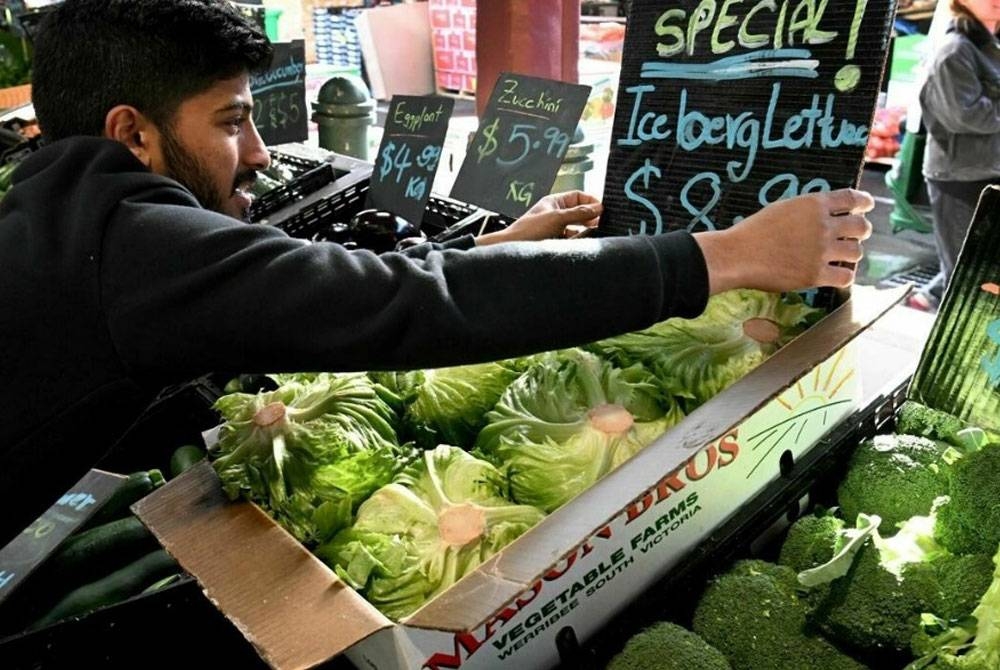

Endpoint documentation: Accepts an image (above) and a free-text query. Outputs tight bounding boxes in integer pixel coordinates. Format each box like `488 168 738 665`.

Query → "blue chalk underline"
641 49 819 81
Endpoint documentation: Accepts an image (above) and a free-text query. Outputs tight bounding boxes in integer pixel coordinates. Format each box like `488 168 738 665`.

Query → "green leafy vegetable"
607 621 732 670
316 446 545 620
373 359 528 450
837 434 949 531
211 373 409 545
588 289 822 409
693 560 868 670
474 349 683 513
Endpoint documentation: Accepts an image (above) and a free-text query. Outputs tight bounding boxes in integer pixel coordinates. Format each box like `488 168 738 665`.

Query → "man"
0 0 872 546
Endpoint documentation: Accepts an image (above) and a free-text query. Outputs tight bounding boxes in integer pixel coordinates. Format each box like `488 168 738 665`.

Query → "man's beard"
159 124 257 220
159 123 227 215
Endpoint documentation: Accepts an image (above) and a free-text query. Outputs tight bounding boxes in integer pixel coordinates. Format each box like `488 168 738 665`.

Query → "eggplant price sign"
600 0 895 236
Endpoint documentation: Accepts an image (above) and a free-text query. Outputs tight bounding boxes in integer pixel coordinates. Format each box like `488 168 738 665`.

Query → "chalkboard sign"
250 40 308 147
451 73 590 218
600 0 894 236
0 469 126 605
368 95 455 226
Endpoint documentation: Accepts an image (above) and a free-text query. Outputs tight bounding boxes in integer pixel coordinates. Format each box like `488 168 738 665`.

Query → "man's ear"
104 105 158 167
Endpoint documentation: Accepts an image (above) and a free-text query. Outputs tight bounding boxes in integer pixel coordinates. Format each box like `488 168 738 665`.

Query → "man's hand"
694 189 875 295
475 191 602 246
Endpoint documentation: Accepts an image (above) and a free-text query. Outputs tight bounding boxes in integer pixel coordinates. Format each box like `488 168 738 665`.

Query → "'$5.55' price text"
379 141 443 202
252 90 301 130
475 118 571 168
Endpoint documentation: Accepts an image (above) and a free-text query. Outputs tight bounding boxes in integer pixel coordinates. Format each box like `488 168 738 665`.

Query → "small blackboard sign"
451 73 590 218
250 40 308 147
368 95 455 226
0 469 126 605
600 0 894 236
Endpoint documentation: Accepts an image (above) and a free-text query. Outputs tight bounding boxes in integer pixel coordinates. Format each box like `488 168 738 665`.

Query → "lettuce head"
588 289 822 410
373 360 528 449
474 349 684 512
211 372 411 545
316 445 545 620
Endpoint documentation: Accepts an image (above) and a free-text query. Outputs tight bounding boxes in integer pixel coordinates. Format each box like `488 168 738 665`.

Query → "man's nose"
243 120 271 171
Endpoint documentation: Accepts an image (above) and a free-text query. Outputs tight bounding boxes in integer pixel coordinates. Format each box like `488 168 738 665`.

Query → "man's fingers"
831 213 873 241
558 203 602 224
827 188 875 215
826 238 865 264
818 263 857 288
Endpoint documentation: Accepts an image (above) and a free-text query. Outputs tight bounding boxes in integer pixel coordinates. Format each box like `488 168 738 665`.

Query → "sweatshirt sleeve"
921 41 1000 136
100 190 708 381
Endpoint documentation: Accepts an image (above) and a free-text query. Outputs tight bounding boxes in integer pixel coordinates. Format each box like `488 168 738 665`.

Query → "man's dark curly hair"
32 0 274 140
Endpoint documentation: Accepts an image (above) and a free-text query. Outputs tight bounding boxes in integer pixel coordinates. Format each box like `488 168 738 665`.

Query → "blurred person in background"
919 0 1000 306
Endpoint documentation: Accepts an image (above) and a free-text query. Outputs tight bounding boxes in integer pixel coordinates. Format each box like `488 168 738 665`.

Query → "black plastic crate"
251 162 342 222
555 379 910 669
249 149 374 223
0 576 270 670
268 173 511 244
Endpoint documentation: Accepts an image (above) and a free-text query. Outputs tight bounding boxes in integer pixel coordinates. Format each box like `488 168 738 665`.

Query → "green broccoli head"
794 513 992 659
606 622 732 670
812 540 942 654
692 560 867 670
896 402 970 446
933 553 995 621
837 434 948 531
934 444 1000 555
907 542 1000 670
779 514 846 573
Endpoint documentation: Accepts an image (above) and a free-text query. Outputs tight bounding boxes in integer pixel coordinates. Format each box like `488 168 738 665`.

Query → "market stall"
5 1 1000 669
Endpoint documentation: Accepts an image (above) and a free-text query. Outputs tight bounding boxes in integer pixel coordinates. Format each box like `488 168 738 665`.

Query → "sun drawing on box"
745 348 855 478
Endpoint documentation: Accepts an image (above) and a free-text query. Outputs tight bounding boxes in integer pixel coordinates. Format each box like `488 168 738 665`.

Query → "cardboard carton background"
136 285 908 670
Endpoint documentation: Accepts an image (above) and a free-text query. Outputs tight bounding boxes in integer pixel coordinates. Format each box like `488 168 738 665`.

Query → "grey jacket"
920 21 1000 182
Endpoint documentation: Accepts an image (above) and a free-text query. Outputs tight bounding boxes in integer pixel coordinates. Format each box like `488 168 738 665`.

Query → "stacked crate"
312 6 364 69
428 0 476 98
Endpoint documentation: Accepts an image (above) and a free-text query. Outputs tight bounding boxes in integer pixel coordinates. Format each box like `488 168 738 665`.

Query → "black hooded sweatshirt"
0 137 708 546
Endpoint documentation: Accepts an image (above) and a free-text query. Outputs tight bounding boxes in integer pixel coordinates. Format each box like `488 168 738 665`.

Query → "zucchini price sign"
0 469 125 604
599 0 894 236
250 40 308 146
451 73 590 218
368 95 455 226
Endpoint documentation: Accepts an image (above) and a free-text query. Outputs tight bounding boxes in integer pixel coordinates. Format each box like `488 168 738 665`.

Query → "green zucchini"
29 549 179 630
83 469 165 529
169 445 207 479
45 516 159 587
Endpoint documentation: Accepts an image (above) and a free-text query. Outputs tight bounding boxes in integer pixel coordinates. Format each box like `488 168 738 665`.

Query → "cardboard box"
135 283 908 669
908 185 1000 434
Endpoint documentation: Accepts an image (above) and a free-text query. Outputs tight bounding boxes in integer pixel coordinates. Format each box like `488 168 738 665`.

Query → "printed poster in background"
250 40 308 146
600 1 895 237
